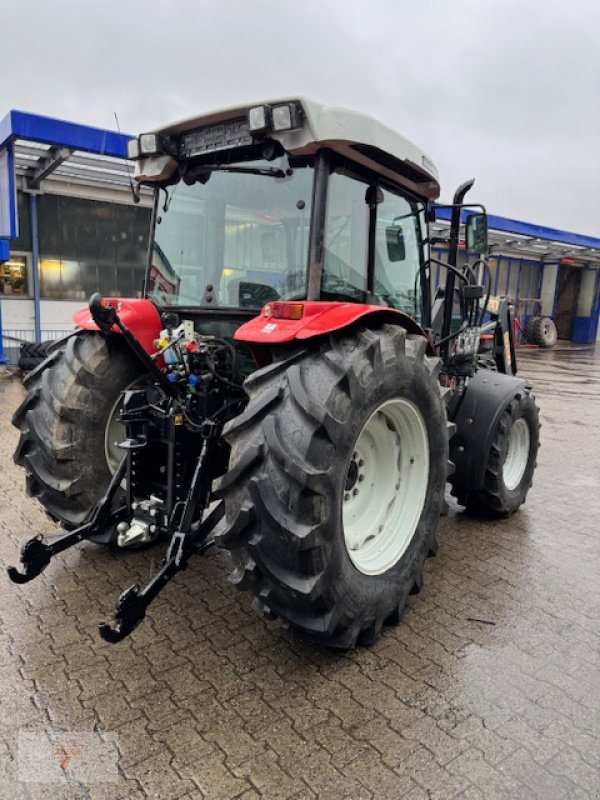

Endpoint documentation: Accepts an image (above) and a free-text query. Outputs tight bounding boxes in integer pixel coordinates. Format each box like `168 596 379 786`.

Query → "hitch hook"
7 455 128 585
7 535 51 584
98 584 146 643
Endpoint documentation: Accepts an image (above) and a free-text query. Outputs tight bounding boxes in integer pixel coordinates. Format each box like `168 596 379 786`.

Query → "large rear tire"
216 325 451 649
13 332 144 529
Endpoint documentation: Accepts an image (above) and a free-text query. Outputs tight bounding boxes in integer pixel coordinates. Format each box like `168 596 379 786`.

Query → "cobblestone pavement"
0 344 599 800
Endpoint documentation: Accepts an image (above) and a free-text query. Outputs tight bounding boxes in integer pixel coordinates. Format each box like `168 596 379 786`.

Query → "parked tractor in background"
9 99 540 648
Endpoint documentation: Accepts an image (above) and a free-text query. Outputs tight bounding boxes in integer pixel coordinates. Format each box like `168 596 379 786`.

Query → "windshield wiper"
211 165 286 177
184 164 287 184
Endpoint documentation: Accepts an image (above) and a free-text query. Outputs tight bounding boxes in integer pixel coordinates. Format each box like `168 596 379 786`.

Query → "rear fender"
450 370 528 491
72 298 162 355
234 301 434 354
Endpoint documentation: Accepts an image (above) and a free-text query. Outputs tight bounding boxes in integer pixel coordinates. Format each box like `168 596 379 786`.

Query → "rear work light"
248 105 270 133
271 103 302 132
127 133 167 159
265 302 304 320
247 102 303 135
127 138 140 160
139 133 164 156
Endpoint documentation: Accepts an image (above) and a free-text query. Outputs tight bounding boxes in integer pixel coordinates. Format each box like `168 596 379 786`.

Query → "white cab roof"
157 97 441 201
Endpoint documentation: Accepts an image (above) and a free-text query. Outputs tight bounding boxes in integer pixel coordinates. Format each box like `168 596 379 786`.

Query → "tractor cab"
128 99 440 329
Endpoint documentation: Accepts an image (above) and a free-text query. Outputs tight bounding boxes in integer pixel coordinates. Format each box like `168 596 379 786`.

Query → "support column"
0 295 6 364
0 239 9 363
29 193 42 344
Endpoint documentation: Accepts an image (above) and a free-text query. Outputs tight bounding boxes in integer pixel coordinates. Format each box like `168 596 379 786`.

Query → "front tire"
13 332 144 529
216 325 451 648
457 390 540 517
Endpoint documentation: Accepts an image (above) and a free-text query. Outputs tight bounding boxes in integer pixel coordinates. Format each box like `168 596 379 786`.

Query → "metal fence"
1 329 74 365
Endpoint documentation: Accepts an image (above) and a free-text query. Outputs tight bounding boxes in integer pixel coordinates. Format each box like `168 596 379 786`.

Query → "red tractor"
9 99 539 648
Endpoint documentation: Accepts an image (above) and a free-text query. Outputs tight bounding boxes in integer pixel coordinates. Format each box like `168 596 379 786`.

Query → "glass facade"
29 194 151 301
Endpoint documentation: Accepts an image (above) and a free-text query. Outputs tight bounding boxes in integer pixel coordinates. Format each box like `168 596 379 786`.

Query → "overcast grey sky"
3 0 600 235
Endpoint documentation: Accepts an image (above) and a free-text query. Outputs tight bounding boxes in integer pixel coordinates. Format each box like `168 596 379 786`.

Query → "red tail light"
266 302 304 320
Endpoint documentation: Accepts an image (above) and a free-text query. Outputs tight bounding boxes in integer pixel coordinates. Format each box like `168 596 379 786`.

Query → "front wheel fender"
449 370 529 492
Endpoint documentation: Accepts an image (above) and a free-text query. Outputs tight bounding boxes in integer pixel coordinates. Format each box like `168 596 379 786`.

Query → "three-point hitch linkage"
8 294 246 642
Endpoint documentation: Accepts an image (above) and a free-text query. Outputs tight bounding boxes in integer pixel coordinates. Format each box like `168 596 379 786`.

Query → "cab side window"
322 172 369 302
374 190 424 320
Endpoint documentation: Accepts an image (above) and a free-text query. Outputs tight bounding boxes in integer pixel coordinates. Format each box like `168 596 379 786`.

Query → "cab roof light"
127 133 173 161
271 103 302 132
127 138 140 160
248 102 303 135
139 133 165 157
248 105 270 133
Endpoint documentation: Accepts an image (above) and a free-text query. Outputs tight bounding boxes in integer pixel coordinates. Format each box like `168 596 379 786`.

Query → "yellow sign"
487 296 500 315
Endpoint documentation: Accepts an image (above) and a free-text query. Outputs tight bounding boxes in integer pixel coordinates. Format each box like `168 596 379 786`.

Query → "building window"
0 256 29 296
39 258 146 300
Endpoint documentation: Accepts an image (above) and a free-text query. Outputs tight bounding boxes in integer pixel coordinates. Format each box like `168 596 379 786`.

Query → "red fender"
72 298 162 355
234 301 434 353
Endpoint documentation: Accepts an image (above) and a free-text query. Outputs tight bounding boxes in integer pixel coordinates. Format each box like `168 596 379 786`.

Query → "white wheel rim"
503 417 530 491
343 398 429 576
104 376 151 473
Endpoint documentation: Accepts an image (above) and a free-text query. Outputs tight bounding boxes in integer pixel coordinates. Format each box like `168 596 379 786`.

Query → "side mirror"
386 224 406 262
465 212 488 254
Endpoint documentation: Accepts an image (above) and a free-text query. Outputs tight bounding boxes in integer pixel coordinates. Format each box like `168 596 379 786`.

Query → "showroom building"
0 110 151 363
1 108 599 363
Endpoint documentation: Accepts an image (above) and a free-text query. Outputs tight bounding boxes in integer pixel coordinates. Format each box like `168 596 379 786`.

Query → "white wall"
1 297 35 332
0 297 85 337
39 299 86 332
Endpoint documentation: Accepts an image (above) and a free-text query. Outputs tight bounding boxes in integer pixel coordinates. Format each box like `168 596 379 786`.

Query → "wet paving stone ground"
0 343 598 799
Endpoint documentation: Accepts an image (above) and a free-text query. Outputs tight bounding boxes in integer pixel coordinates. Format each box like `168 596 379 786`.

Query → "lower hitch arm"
98 501 224 643
7 456 128 584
